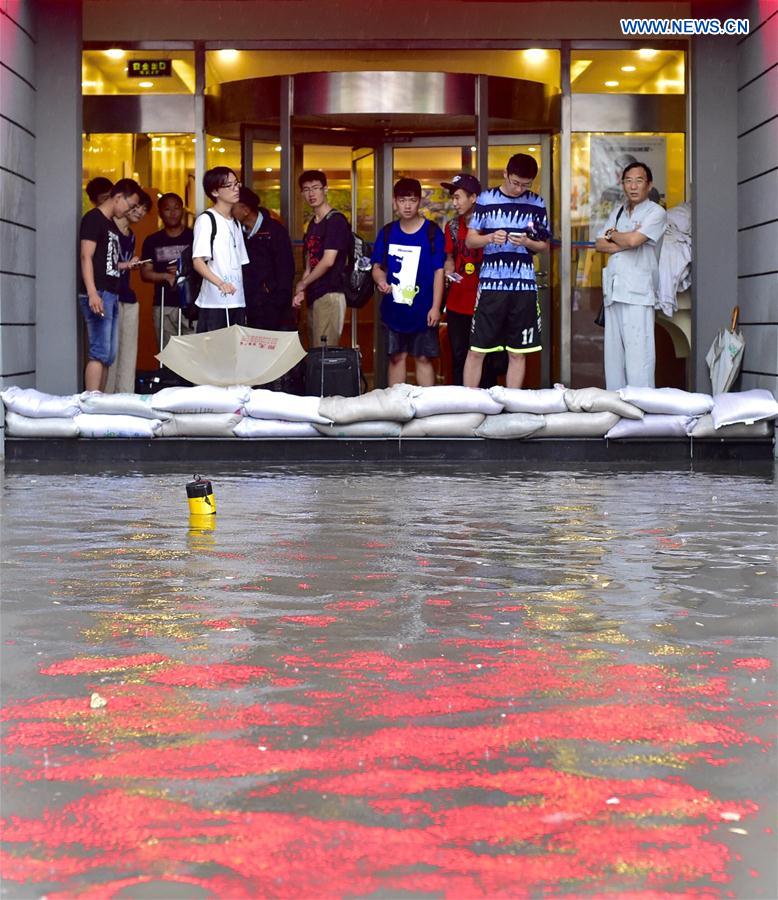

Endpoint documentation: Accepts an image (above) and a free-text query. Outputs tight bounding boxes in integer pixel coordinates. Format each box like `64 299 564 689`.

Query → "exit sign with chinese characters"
127 59 172 78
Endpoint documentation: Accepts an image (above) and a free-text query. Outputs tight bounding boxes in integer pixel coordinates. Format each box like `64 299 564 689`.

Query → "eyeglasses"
622 178 647 186
507 179 533 190
220 180 241 190
301 185 324 194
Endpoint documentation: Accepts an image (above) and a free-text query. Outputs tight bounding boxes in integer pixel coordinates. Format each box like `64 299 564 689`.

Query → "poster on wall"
590 135 666 236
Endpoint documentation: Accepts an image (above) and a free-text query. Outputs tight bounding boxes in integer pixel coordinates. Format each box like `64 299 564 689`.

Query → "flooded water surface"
1 465 776 898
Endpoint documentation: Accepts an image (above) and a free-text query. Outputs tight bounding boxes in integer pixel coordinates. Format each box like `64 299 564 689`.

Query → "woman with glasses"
192 167 249 333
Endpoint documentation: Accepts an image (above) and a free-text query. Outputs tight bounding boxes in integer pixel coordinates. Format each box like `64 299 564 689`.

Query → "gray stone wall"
0 0 36 414
737 4 777 394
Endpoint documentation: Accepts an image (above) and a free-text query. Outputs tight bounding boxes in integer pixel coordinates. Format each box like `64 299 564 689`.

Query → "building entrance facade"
80 46 689 390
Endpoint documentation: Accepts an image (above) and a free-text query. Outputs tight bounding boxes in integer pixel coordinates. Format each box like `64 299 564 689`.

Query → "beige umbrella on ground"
156 325 306 387
706 306 745 394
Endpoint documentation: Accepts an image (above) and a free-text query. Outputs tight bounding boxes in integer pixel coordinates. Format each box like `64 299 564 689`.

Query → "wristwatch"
605 228 615 240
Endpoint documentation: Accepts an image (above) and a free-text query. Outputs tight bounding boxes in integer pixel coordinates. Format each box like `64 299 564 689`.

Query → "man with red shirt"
441 174 502 386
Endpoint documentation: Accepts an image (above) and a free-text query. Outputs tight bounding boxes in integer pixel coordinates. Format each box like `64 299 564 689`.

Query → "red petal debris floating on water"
730 658 772 671
280 616 338 628
1 595 771 898
325 599 380 611
40 653 167 676
147 663 270 687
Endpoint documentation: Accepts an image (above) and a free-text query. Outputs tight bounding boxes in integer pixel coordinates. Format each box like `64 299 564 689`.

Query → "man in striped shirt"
464 153 551 389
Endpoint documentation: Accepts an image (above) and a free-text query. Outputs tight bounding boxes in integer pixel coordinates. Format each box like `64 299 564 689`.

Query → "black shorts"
385 326 440 359
196 306 246 333
470 289 541 354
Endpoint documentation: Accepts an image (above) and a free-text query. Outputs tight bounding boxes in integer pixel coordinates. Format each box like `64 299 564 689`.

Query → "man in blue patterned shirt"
463 154 551 389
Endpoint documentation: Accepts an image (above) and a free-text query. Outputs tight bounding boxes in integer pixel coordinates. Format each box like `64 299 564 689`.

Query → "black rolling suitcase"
304 339 362 397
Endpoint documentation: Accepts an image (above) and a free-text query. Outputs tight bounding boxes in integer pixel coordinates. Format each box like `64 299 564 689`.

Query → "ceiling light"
621 65 636 72
138 81 154 88
470 145 477 152
274 145 282 152
218 147 226 153
604 80 619 87
528 146 536 152
212 137 221 143
524 49 547 63
265 167 273 172
104 49 125 59
81 80 98 88
191 138 197 143
218 49 239 62
638 48 659 59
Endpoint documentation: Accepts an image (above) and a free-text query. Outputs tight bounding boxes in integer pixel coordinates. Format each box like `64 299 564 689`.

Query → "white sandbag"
564 387 643 420
711 389 778 429
475 413 545 440
618 386 713 416
151 385 250 415
234 418 320 438
4 411 80 438
319 386 414 424
401 413 485 437
314 420 402 438
158 413 242 437
79 391 167 419
689 414 773 439
412 385 503 418
605 414 692 440
74 413 161 438
245 389 331 424
1 386 80 418
489 386 567 414
533 411 619 438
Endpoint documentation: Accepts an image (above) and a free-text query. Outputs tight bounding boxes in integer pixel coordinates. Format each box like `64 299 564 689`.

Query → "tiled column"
34 0 82 395
1 0 37 416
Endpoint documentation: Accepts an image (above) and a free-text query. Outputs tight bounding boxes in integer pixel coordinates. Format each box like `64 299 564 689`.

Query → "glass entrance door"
384 135 553 388
241 128 554 389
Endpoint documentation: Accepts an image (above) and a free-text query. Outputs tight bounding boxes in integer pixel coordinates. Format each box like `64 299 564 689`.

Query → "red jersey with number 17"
444 215 483 315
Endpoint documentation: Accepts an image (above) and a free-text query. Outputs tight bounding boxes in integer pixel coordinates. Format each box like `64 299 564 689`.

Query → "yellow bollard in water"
186 475 216 516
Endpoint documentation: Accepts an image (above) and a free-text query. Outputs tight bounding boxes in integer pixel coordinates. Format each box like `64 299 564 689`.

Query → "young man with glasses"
293 170 350 348
192 167 249 333
594 161 667 390
463 153 551 389
78 177 142 391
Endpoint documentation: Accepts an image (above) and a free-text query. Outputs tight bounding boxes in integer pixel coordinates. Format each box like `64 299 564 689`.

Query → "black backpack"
323 210 375 309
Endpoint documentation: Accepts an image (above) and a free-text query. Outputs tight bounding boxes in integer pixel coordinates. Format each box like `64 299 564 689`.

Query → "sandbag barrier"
2 384 776 442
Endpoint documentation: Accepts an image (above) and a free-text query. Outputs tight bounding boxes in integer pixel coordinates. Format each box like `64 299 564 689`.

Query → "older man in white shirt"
595 162 667 390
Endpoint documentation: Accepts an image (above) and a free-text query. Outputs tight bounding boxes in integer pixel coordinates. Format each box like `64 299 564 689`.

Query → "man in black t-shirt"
140 193 195 349
293 170 350 348
78 177 141 391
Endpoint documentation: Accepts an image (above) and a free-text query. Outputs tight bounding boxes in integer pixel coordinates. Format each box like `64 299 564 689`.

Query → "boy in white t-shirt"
192 167 249 333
